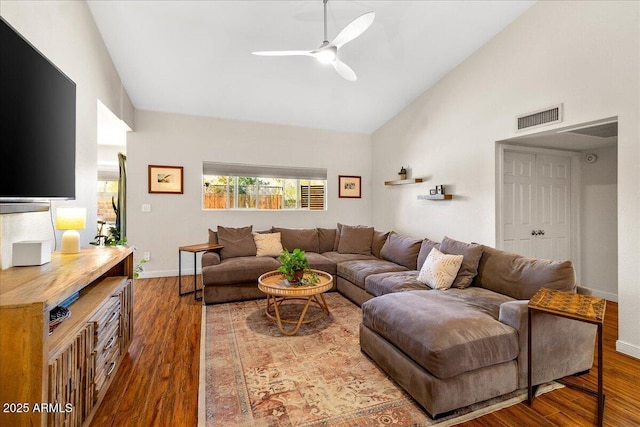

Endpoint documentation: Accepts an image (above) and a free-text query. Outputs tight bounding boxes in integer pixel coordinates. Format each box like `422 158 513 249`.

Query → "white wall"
579 146 617 301
0 1 134 268
371 1 640 358
127 110 372 277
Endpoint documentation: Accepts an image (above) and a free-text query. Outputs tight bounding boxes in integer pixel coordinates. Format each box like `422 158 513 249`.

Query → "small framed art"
148 165 184 194
338 175 361 198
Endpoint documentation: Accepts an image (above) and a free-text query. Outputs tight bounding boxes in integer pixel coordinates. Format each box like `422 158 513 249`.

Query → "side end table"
178 243 223 300
527 287 606 426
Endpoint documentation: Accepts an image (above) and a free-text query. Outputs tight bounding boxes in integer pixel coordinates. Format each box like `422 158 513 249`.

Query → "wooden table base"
264 294 330 336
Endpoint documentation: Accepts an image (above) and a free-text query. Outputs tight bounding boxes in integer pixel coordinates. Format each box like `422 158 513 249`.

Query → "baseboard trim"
138 269 201 279
616 340 640 360
576 286 618 302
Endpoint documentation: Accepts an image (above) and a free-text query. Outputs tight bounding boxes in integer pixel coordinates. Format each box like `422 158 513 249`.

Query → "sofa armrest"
202 251 221 267
499 300 597 388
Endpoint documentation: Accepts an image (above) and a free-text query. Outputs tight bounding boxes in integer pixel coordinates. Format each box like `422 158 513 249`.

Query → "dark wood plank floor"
92 277 640 426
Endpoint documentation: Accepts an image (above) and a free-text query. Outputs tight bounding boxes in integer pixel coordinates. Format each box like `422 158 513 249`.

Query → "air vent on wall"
516 104 563 131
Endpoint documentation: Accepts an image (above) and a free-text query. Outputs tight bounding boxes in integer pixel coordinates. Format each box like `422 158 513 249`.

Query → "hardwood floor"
93 277 640 426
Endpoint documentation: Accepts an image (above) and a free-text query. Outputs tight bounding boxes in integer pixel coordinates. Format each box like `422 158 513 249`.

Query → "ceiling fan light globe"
315 49 337 64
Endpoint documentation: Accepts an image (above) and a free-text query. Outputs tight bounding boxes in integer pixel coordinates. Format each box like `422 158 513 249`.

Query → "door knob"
539 229 545 236
531 230 538 236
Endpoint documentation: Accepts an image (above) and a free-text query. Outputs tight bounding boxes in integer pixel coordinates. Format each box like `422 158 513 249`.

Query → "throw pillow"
208 228 218 244
417 238 440 271
337 225 374 255
217 225 256 259
253 232 284 257
372 230 390 258
317 228 337 253
417 248 464 290
439 236 483 289
272 227 319 253
380 231 423 270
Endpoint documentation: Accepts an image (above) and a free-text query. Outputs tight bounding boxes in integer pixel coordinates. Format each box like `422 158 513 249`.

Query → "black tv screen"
0 17 76 201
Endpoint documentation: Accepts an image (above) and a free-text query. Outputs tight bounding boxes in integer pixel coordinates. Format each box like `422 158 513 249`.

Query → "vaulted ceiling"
88 1 536 134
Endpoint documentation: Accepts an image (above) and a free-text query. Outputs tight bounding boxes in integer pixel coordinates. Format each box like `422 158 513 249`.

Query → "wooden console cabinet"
0 246 134 427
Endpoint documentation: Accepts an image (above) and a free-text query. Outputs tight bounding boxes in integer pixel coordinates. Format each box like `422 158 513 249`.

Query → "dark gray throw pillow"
217 225 256 259
272 227 320 253
337 225 374 255
380 231 422 270
439 236 483 289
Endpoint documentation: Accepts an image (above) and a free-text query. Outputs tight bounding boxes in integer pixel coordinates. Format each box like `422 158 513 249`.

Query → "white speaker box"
12 240 52 266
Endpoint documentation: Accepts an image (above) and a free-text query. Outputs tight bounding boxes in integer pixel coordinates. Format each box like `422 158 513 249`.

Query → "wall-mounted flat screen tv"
0 17 76 202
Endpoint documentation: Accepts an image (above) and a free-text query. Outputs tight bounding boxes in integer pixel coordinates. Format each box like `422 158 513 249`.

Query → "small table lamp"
56 207 86 254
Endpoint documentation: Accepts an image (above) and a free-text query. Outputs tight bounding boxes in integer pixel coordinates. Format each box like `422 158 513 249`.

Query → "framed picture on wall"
148 165 184 194
338 175 361 198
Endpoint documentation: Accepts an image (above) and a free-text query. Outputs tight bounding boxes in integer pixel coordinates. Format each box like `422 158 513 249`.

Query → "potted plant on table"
278 248 319 286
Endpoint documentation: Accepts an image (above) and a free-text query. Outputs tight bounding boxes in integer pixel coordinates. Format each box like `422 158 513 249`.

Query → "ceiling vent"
516 104 562 131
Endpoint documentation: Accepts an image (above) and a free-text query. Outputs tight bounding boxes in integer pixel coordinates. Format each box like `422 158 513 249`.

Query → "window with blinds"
202 162 327 211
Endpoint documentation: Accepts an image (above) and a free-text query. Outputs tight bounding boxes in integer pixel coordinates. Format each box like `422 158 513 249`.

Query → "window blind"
202 162 327 180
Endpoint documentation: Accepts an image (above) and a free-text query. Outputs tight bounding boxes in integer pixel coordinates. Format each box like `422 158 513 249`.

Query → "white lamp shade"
56 208 86 230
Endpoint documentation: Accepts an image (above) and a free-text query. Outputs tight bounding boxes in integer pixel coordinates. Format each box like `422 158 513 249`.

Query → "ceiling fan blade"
252 50 312 57
332 59 357 81
331 11 375 48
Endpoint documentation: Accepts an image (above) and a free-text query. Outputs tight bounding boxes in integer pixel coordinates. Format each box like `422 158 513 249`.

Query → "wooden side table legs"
528 309 605 427
178 249 200 300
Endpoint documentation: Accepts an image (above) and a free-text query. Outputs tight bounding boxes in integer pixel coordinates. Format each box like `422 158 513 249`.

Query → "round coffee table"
257 269 333 336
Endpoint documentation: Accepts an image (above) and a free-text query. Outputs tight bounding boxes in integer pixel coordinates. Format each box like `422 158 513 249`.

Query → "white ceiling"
87 0 536 135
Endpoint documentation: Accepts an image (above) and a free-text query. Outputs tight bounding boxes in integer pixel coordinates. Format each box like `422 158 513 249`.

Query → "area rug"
198 293 560 426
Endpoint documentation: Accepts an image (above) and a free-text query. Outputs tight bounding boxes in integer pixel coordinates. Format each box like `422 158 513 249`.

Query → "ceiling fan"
252 0 375 81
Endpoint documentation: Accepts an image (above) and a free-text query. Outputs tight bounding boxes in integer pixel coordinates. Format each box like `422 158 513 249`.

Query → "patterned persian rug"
198 292 560 426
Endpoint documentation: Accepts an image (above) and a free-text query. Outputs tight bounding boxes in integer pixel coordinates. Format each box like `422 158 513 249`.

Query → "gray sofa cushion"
202 256 280 285
380 232 422 270
476 245 576 299
439 236 483 289
273 227 320 253
364 271 428 296
417 238 440 271
321 251 377 264
337 259 408 289
305 252 337 276
317 228 337 253
361 290 519 379
217 226 256 259
337 225 374 255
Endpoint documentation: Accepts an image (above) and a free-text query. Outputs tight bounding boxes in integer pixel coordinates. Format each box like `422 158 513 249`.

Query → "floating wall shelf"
418 194 453 200
384 178 423 186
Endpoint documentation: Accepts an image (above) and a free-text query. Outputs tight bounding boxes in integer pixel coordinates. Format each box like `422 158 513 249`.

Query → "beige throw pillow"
417 248 464 290
253 232 284 257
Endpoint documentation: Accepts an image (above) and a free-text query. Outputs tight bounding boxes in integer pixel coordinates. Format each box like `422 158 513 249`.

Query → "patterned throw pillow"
417 248 464 290
253 232 284 257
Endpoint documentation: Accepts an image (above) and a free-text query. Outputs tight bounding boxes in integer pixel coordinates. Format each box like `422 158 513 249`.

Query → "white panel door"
502 151 572 261
536 155 571 260
503 151 536 257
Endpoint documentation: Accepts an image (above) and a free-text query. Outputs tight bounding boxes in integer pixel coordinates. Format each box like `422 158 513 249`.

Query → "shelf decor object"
384 178 423 186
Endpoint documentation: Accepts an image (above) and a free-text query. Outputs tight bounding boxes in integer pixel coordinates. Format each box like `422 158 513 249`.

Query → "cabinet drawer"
91 296 120 339
94 342 120 400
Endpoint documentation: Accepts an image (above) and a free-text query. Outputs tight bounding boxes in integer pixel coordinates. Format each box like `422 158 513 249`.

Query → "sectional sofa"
201 224 597 417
